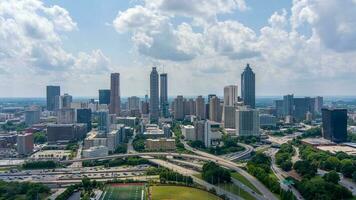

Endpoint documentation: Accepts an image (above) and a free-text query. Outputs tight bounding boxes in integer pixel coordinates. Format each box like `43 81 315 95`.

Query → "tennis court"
101 183 146 200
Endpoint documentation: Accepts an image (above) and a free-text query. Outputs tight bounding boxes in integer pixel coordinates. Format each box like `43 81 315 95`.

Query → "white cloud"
113 6 204 61
145 0 247 20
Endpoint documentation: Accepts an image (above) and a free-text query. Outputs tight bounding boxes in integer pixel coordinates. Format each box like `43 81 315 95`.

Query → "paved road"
318 169 356 196
221 143 254 161
182 140 278 200
267 148 304 200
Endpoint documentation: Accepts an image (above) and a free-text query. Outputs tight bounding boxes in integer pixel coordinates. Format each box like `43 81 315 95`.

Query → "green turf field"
150 186 221 200
101 184 146 200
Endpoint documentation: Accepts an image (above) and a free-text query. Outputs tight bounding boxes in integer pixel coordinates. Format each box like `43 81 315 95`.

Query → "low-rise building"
145 138 176 151
182 125 195 141
82 146 108 158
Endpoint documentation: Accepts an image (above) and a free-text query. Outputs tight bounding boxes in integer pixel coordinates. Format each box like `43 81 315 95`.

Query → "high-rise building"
99 89 110 105
57 108 76 124
77 108 92 131
314 96 324 114
173 95 184 120
17 132 34 155
150 67 159 123
209 96 220 122
224 85 238 106
160 73 169 118
241 64 255 108
204 120 222 148
223 106 236 128
128 96 140 111
98 110 110 133
195 96 206 120
274 100 284 118
236 106 260 137
194 120 205 143
61 93 73 109
322 108 347 143
46 85 60 111
293 97 314 121
283 94 294 116
109 73 121 116
25 109 40 126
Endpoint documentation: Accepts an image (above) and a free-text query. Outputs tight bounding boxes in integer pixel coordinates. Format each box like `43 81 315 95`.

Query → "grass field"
150 186 221 200
101 183 146 200
231 172 261 194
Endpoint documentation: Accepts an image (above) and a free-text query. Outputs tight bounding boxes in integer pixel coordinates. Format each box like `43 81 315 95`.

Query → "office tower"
293 97 314 121
109 73 121 116
17 132 34 155
236 106 260 137
77 108 92 131
224 85 238 106
194 120 205 143
223 106 236 128
58 108 76 124
173 95 184 120
204 120 222 148
160 73 169 118
209 96 220 122
150 67 159 123
241 64 255 108
47 124 87 144
24 109 40 126
188 99 196 115
259 114 277 128
283 94 294 116
183 99 190 116
274 100 284 118
61 93 72 109
141 95 149 115
98 110 110 133
314 96 324 114
128 96 140 111
195 96 206 120
322 108 347 143
46 85 60 111
99 89 111 105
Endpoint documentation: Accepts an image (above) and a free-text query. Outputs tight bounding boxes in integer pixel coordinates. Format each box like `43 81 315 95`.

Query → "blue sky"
0 0 356 97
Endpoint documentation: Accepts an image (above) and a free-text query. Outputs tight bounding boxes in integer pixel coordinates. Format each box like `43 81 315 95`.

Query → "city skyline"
1 0 356 97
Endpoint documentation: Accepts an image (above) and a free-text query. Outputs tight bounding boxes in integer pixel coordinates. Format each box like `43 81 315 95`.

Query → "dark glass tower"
77 108 92 131
46 85 60 111
322 108 347 143
241 64 255 108
150 67 159 124
109 73 121 116
160 73 169 118
99 89 111 105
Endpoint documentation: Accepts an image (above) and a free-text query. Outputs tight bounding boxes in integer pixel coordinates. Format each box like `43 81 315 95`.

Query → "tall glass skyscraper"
160 73 169 118
241 64 255 109
150 67 159 123
46 85 60 111
99 89 110 105
109 73 120 116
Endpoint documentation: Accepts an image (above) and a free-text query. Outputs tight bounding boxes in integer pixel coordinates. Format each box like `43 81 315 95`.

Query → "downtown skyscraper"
241 64 255 109
150 67 159 124
160 73 169 118
109 73 121 116
46 85 60 111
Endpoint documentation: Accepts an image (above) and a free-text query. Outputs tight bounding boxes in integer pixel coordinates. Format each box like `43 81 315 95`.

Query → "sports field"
150 186 222 200
101 183 146 200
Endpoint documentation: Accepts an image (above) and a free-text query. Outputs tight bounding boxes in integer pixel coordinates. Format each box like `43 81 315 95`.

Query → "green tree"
323 171 340 184
340 159 355 178
293 160 317 178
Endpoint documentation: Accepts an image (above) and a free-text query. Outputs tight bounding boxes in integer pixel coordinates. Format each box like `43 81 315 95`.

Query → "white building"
83 131 107 149
236 107 260 137
182 125 195 141
83 146 108 158
204 121 222 147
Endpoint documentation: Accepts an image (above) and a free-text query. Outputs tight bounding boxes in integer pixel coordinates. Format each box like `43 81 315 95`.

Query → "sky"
0 0 356 98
